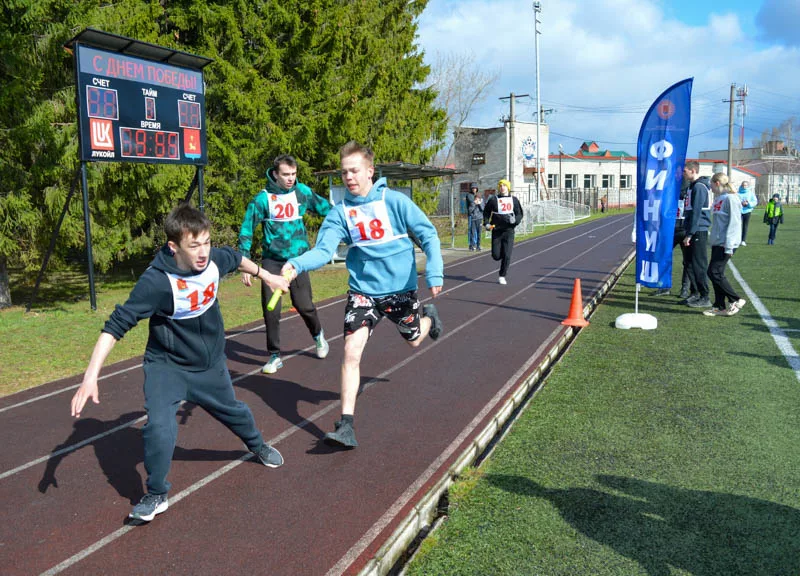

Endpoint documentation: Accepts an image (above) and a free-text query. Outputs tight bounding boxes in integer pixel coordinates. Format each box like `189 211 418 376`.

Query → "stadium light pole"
534 1 542 202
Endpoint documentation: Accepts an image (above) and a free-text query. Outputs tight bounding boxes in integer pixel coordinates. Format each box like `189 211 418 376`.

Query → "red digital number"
135 130 146 156
103 90 116 118
155 131 166 157
87 87 101 117
168 133 179 158
121 128 133 156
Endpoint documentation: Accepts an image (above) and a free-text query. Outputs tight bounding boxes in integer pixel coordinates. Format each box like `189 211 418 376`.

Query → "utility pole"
736 84 748 149
500 92 529 186
533 1 542 201
727 83 735 177
723 84 744 177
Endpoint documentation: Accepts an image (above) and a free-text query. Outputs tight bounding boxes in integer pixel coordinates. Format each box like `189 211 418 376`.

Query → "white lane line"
40 223 630 576
4 217 632 481
729 262 800 382
3 215 627 414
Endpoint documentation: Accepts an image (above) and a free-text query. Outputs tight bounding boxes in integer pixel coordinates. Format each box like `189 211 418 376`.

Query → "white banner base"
615 313 657 330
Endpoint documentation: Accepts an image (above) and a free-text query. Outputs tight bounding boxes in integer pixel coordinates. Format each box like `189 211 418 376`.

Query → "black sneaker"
423 303 443 340
678 289 691 300
129 493 168 522
254 442 284 468
652 288 670 296
687 296 712 308
324 419 358 448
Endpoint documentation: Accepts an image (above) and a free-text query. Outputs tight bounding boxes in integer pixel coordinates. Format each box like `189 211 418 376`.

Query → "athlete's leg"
341 327 369 415
187 360 264 452
142 363 186 495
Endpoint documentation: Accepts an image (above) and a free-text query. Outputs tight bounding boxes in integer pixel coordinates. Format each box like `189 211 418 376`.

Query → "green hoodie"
238 168 331 261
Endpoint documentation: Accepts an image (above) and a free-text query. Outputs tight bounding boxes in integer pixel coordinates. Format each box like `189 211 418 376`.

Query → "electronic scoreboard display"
75 44 207 165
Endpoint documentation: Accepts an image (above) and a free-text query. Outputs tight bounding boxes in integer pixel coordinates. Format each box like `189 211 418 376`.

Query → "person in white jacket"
703 173 746 317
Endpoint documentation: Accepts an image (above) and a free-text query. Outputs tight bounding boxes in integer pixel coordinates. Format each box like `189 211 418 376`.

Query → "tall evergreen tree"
0 0 445 308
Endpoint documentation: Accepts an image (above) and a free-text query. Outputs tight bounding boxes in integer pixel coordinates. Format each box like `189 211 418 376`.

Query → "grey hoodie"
709 192 742 254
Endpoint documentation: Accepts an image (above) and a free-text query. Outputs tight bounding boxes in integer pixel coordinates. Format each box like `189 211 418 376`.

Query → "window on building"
620 175 632 188
564 174 578 189
584 174 596 188
471 153 486 165
602 174 615 188
548 174 560 188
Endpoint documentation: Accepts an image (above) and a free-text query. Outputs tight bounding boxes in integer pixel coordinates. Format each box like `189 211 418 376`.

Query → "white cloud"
417 0 800 156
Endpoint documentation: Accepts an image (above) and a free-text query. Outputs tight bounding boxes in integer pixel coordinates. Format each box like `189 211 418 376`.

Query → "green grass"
407 208 800 576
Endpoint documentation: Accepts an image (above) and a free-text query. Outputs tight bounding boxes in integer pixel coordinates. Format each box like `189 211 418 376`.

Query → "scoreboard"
75 44 207 165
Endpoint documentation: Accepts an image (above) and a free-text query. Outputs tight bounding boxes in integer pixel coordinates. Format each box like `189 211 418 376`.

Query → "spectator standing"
680 161 712 308
764 193 784 245
737 181 757 246
703 173 746 317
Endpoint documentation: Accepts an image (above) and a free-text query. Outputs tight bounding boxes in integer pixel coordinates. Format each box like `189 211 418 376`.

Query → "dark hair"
164 203 210 245
684 160 700 172
273 154 297 170
340 141 374 165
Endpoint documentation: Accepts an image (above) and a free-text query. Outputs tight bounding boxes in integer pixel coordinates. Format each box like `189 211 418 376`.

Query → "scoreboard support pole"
80 161 98 310
197 166 205 212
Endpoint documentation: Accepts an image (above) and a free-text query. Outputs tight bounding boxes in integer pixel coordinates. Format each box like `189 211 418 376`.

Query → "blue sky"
416 0 800 158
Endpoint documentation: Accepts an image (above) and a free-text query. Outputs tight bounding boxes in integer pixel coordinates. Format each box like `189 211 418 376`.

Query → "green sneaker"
324 419 358 448
314 330 329 359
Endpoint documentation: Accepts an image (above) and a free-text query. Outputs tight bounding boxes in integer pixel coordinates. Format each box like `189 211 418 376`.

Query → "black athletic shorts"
343 290 422 341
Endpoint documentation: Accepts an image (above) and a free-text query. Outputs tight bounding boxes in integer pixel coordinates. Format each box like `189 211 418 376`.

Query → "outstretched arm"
239 256 290 293
71 332 117 417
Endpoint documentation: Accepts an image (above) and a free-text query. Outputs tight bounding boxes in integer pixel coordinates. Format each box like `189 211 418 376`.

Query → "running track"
1 214 634 575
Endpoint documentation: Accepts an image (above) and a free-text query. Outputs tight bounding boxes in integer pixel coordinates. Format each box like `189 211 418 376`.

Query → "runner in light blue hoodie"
283 141 443 448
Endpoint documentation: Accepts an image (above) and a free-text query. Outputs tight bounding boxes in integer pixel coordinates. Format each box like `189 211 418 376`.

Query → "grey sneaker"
129 493 168 522
680 293 700 305
262 354 283 374
423 303 443 340
324 419 358 448
254 443 284 468
314 330 329 359
652 288 670 296
687 297 712 308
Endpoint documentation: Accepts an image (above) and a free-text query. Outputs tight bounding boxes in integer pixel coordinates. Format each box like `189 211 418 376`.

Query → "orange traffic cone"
561 278 589 327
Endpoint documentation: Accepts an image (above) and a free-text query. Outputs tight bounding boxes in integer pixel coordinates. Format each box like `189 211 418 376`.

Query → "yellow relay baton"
266 271 293 311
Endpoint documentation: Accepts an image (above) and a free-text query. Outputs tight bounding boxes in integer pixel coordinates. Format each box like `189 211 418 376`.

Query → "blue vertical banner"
635 78 693 289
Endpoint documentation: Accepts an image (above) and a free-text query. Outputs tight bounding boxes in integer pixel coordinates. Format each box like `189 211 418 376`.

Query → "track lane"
1 214 634 575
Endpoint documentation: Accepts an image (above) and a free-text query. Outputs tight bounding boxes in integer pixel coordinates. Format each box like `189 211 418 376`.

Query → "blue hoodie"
289 177 443 297
737 183 757 215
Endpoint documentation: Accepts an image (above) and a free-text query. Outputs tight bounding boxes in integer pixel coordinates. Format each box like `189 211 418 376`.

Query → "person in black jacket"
680 161 712 308
483 179 524 285
70 204 290 523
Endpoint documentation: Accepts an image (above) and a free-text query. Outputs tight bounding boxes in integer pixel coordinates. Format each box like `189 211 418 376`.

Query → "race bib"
165 262 219 320
345 198 406 246
496 196 513 215
267 191 301 222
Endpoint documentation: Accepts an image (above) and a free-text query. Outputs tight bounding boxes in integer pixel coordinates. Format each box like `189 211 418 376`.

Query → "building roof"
314 161 463 180
545 155 762 177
